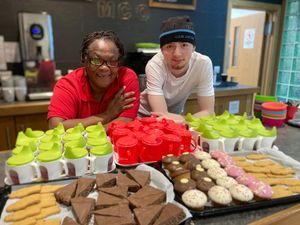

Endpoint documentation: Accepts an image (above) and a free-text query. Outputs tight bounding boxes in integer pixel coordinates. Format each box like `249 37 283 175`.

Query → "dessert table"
0 124 299 225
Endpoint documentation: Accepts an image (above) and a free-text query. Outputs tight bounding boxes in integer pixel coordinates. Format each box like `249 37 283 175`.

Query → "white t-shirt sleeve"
196 56 214 96
145 59 165 96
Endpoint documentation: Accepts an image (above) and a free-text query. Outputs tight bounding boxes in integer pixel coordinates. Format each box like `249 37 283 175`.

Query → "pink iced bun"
210 150 227 159
225 165 245 178
218 156 236 167
248 181 273 199
236 174 257 187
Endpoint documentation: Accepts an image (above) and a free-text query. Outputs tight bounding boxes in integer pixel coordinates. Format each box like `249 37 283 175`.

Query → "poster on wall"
149 0 196 11
243 28 255 49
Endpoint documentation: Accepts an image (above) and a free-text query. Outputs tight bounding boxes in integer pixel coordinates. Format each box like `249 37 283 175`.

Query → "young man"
48 31 140 129
138 16 215 122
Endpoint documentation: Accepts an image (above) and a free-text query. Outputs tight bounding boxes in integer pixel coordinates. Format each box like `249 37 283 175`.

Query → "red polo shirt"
48 67 140 120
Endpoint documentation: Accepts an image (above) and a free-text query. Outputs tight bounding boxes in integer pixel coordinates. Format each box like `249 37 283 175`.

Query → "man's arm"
192 95 215 117
148 94 185 122
148 95 168 112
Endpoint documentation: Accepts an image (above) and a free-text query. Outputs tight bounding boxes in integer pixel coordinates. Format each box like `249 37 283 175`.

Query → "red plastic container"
140 117 157 125
111 128 131 144
107 120 126 137
175 129 193 153
162 133 182 156
116 136 139 164
145 128 165 137
285 105 298 122
126 119 143 131
140 135 163 162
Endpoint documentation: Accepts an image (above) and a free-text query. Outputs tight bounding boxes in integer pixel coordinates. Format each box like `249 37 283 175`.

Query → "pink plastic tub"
262 117 285 127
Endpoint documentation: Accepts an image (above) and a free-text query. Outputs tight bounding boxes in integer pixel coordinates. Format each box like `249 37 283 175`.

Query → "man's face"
85 39 120 91
161 42 195 77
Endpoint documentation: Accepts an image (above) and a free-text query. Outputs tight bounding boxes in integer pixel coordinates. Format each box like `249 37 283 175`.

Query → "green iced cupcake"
37 143 62 162
25 128 44 138
64 146 88 159
16 131 38 147
7 145 35 166
90 142 112 156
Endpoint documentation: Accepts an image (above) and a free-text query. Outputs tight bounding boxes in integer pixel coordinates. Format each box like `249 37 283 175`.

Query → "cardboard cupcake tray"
0 164 192 225
162 147 300 217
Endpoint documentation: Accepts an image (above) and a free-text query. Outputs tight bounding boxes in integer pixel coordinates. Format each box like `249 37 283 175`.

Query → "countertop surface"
0 84 259 116
1 124 298 225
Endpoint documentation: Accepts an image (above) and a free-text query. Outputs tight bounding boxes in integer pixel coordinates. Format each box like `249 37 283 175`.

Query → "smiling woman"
47 31 140 130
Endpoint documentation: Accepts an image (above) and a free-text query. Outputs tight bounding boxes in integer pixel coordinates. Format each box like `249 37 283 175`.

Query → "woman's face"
85 39 120 91
161 42 195 77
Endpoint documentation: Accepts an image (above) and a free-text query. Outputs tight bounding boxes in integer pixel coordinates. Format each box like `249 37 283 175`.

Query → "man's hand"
102 86 136 123
151 112 185 124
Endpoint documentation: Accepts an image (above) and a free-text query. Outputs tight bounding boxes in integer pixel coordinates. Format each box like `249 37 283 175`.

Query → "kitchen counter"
203 84 259 98
0 124 299 224
0 100 49 117
0 84 259 117
184 84 259 116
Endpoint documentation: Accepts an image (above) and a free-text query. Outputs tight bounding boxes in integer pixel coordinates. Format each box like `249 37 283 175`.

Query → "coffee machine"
18 12 55 100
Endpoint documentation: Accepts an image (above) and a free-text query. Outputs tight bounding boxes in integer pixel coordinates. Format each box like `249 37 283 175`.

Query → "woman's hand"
103 86 136 122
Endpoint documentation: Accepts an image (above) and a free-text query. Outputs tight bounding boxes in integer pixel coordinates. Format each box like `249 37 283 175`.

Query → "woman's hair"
80 30 125 63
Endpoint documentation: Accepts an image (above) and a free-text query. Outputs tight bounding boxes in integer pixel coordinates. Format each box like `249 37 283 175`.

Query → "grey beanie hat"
160 16 194 33
159 16 196 47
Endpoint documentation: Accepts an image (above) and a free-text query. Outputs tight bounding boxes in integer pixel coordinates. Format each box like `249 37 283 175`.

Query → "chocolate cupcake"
170 168 191 182
191 165 208 181
196 177 215 193
162 154 178 166
179 152 196 164
174 178 196 195
166 161 183 173
184 158 202 171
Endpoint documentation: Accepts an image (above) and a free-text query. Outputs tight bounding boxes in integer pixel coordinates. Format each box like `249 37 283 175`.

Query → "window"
276 0 300 102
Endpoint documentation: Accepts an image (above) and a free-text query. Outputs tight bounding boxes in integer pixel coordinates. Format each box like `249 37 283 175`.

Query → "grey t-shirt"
138 51 214 116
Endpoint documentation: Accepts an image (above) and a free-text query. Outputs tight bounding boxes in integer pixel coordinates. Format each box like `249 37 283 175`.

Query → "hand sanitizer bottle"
213 66 220 85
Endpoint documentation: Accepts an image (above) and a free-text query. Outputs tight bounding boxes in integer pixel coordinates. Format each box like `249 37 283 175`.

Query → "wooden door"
227 11 266 86
15 113 48 132
0 116 16 150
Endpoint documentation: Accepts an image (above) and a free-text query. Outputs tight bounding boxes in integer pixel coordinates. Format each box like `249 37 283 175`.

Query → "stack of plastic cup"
261 102 287 127
254 95 277 118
